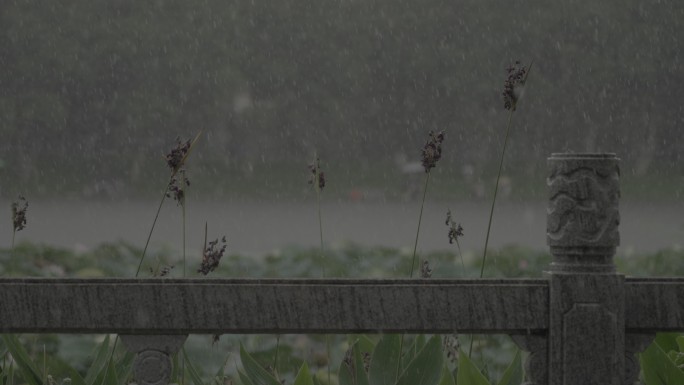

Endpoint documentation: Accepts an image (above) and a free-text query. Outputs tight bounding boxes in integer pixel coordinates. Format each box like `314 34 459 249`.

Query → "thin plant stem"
454 238 466 276
398 171 432 381
395 336 404 382
409 172 431 278
314 161 325 277
469 109 514 358
325 335 331 384
317 188 325 276
480 61 532 278
182 170 187 277
10 230 16 258
468 334 477 359
313 156 330 384
136 132 201 277
317 191 324 269
204 222 208 254
182 203 186 277
135 186 169 277
273 335 280 375
181 348 185 385
9 353 14 385
479 109 514 278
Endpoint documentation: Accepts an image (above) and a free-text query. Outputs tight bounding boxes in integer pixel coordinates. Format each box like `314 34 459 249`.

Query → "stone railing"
1 153 683 385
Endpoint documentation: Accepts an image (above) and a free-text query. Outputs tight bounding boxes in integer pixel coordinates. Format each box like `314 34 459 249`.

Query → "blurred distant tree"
0 0 681 198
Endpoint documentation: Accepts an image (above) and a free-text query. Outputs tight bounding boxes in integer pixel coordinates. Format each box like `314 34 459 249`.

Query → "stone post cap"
547 153 620 272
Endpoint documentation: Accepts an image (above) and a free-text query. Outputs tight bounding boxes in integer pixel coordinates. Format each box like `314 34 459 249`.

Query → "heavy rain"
1 0 682 256
0 0 683 383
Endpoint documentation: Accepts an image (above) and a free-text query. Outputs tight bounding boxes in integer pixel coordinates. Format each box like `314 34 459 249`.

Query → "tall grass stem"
479 109 514 278
316 181 325 277
182 172 187 278
455 238 466 276
469 109 514 358
135 187 169 277
313 157 331 385
273 335 280 377
409 172 431 278
398 171 432 381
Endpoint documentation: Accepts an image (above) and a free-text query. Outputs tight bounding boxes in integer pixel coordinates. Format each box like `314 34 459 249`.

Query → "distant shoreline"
2 200 681 257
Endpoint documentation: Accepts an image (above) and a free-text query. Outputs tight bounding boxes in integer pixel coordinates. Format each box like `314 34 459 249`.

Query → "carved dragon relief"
547 164 620 247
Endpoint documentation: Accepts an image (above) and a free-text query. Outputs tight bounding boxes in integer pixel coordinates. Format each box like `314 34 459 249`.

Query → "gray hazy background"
1 0 682 255
3 200 683 258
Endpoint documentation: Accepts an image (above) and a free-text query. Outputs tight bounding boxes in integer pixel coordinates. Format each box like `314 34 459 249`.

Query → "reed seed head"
159 265 174 277
166 173 190 205
308 157 326 191
503 60 529 111
446 209 464 244
420 259 433 278
362 352 371 372
164 136 196 205
212 334 221 346
149 264 175 277
421 130 445 173
442 334 460 365
343 347 353 368
198 236 228 275
165 137 192 173
11 195 28 232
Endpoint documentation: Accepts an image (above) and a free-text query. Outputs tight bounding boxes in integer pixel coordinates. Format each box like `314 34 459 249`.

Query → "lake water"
2 200 683 258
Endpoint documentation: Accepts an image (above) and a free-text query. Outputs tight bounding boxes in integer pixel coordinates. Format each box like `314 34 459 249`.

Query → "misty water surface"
2 200 682 259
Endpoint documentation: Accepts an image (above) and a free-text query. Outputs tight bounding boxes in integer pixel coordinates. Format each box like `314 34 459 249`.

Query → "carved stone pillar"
546 153 624 385
120 335 188 385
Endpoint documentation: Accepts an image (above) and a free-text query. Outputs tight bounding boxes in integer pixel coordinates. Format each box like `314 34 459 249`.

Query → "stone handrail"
1 153 682 385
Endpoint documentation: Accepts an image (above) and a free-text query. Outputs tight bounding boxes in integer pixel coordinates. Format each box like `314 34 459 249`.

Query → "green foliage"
1 241 684 384
438 365 455 385
367 335 401 385
293 363 315 385
617 249 684 277
1 335 43 385
452 348 522 385
88 340 133 385
395 336 443 385
641 333 684 385
338 340 369 385
83 334 112 385
456 350 491 385
240 343 282 385
496 349 523 385
0 333 134 385
335 335 446 385
183 348 207 385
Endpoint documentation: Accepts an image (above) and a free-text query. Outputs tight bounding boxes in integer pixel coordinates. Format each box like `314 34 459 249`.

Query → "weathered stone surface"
546 153 625 385
0 278 548 334
120 335 187 385
625 278 684 331
0 152 681 385
548 274 625 385
130 350 172 385
547 153 620 273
